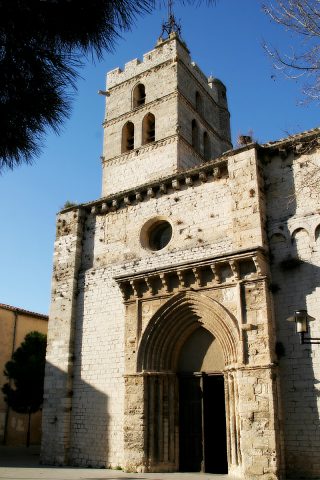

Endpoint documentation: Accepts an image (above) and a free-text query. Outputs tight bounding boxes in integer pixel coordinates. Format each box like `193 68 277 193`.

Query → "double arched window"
122 121 135 153
142 113 155 145
191 120 211 159
133 84 146 108
121 84 155 152
121 113 156 153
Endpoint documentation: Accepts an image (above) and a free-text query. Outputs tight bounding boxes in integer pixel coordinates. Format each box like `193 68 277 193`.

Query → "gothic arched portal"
124 292 242 474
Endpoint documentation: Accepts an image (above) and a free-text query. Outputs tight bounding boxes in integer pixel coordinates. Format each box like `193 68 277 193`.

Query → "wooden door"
179 374 228 473
203 375 228 473
179 375 203 471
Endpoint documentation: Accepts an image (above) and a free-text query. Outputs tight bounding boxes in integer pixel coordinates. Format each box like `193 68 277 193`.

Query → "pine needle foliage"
0 0 153 170
0 1 216 170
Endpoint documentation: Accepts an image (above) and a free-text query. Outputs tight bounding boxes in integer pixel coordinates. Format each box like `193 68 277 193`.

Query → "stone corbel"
177 270 187 289
145 277 155 295
124 196 131 206
199 172 207 183
111 199 119 211
229 260 240 281
253 253 268 277
135 192 143 202
118 281 131 301
193 267 203 287
159 273 170 293
172 179 180 190
101 202 108 213
147 187 155 198
130 280 141 298
159 184 167 194
213 167 221 179
210 264 221 284
185 176 193 186
294 143 303 154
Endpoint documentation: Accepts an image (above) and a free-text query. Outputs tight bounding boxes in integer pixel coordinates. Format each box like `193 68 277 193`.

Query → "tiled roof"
262 127 320 148
0 303 48 319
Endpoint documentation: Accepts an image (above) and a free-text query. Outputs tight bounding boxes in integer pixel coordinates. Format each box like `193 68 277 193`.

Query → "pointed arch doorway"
178 327 228 474
124 292 241 474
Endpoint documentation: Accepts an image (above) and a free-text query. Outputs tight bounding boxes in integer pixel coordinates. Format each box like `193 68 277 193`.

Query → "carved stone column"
124 372 179 473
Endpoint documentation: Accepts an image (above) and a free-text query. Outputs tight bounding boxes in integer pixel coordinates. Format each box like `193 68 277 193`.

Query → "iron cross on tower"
161 0 181 37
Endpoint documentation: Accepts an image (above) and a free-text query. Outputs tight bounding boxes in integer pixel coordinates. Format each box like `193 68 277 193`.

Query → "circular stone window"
141 218 173 251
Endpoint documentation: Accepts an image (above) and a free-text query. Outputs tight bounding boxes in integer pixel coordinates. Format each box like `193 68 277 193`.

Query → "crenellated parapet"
107 34 190 88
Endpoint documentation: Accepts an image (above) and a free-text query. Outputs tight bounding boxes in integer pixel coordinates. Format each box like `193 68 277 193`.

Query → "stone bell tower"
101 32 232 196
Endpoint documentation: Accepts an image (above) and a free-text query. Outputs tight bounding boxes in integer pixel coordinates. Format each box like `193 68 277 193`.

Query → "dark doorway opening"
179 373 228 474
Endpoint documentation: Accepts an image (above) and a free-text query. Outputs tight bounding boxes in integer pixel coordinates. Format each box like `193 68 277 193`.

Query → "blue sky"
1 1 319 314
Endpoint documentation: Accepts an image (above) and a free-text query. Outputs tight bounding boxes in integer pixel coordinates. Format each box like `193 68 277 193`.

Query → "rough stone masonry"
41 32 320 480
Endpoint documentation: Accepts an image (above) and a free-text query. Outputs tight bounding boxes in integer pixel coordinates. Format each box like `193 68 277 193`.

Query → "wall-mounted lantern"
287 310 318 344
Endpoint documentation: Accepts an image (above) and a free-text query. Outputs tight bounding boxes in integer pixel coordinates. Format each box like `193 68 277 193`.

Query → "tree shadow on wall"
40 360 110 468
69 240 112 468
265 149 320 479
39 212 117 469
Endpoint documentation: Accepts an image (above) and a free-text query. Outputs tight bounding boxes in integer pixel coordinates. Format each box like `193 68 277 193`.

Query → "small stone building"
0 303 48 445
41 33 320 479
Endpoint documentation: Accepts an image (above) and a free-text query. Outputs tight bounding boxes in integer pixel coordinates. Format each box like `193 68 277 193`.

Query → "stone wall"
41 22 320 477
119 278 280 477
42 146 284 478
264 139 320 478
41 209 84 464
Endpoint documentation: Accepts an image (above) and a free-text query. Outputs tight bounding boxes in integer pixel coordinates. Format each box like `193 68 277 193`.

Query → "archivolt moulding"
137 290 240 371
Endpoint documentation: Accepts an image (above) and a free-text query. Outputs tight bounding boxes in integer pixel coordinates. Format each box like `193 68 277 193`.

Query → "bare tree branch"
263 0 320 101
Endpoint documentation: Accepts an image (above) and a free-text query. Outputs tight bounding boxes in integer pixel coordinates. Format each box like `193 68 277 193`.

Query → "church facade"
41 33 320 479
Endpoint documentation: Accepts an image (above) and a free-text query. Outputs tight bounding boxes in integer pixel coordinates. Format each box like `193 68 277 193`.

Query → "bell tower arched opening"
132 83 146 108
142 112 155 145
122 121 135 152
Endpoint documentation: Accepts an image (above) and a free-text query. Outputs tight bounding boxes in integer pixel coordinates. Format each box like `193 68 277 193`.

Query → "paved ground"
0 447 309 480
0 447 235 480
